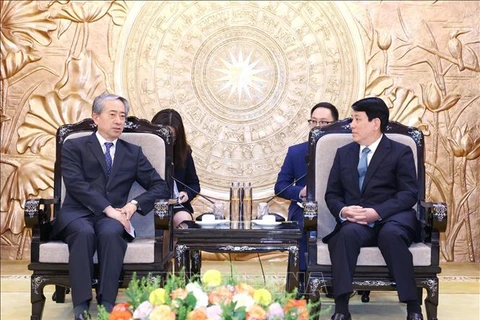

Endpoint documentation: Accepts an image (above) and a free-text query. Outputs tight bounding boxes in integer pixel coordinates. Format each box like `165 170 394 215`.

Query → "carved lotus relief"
0 1 478 262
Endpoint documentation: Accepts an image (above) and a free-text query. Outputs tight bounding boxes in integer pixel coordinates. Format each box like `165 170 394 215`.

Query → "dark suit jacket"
173 150 200 214
324 135 419 241
274 142 308 220
53 132 170 236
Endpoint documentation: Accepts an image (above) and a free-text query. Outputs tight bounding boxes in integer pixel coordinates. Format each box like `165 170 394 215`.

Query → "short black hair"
351 97 389 132
310 102 339 121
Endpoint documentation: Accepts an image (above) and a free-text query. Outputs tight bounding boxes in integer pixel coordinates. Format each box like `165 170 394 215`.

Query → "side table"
173 221 302 292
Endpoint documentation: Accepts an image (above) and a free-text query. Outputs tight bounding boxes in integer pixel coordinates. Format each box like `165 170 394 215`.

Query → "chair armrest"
24 198 59 241
154 210 170 229
154 200 176 229
303 201 318 232
420 201 447 232
153 201 176 255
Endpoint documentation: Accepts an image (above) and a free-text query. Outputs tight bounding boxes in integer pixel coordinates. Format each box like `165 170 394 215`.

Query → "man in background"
274 102 339 294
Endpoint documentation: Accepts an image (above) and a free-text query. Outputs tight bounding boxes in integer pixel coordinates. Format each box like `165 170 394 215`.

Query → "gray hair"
92 93 130 115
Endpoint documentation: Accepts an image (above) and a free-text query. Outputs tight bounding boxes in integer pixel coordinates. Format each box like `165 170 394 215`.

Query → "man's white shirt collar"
96 132 118 150
360 134 383 165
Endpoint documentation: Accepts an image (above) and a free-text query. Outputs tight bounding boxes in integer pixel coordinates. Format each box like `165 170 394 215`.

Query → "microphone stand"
170 175 215 204
266 172 307 203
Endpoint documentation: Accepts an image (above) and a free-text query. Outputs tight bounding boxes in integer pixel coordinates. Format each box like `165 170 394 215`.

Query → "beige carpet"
1 260 479 319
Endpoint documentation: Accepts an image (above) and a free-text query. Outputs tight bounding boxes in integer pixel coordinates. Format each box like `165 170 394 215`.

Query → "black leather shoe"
406 312 423 320
74 311 90 320
331 313 351 320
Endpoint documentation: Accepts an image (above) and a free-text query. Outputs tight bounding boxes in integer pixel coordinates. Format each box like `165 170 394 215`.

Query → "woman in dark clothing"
152 109 201 227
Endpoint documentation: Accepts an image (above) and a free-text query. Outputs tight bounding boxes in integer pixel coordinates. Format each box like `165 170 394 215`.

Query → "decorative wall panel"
0 1 478 262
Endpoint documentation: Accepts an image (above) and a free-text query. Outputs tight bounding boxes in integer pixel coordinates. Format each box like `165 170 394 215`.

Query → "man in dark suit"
325 97 422 320
53 93 170 320
274 102 339 292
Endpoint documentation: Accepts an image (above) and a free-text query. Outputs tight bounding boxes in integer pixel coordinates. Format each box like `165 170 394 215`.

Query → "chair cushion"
39 239 155 264
316 240 431 266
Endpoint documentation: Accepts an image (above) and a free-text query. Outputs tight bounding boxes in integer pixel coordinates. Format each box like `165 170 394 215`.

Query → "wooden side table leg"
190 250 202 278
286 245 300 293
175 244 188 277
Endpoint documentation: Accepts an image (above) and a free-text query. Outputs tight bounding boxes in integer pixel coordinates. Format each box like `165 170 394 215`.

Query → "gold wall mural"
0 1 478 262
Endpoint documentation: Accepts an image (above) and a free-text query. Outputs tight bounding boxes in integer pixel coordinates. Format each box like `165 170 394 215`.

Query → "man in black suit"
325 97 422 320
53 93 170 319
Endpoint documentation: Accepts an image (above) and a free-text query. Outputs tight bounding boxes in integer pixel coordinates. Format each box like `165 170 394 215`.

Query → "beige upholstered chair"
24 117 174 320
303 119 447 320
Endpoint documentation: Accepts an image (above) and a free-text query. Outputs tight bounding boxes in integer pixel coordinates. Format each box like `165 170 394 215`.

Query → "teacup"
202 214 215 222
262 214 276 223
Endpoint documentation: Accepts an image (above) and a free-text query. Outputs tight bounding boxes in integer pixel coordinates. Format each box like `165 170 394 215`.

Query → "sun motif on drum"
115 1 364 198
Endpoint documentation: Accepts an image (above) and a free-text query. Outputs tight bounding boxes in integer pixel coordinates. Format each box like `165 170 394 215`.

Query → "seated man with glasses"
308 119 334 126
274 102 339 295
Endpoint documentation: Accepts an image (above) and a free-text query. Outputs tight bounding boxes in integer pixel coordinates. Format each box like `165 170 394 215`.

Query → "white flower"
206 305 223 320
132 301 153 319
232 293 255 310
185 282 209 308
267 302 284 319
193 290 209 308
186 282 203 293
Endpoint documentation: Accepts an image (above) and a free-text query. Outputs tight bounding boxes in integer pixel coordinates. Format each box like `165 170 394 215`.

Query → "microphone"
266 172 307 203
266 152 310 203
170 175 215 204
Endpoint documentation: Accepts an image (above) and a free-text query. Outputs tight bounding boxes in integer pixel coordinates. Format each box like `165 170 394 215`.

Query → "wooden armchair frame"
24 117 175 320
303 119 447 320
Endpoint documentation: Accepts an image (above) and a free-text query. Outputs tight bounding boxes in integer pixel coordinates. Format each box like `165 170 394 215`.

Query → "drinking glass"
257 202 269 219
213 202 225 220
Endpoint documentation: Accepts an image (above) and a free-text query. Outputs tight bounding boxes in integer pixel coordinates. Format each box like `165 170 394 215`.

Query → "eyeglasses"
308 119 332 126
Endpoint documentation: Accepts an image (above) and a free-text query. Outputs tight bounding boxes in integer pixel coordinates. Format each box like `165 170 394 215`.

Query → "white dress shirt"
96 132 135 238
339 135 383 224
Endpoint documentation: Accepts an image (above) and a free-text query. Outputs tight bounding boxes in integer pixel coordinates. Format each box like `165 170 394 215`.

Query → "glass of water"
257 202 269 219
213 202 225 220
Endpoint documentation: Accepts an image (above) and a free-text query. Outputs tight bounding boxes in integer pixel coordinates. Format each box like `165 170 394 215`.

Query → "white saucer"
251 220 282 227
196 219 230 227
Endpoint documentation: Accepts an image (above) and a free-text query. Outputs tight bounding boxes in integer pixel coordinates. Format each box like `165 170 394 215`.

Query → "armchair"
24 117 175 320
303 119 447 320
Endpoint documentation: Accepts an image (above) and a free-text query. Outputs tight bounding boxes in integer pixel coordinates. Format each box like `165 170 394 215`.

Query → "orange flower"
149 305 176 320
170 287 189 308
284 299 309 320
187 307 208 320
246 304 267 320
108 302 132 320
235 283 255 296
171 287 188 300
209 286 234 305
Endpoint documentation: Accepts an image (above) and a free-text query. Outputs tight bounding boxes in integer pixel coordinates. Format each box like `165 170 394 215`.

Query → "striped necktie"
104 142 114 178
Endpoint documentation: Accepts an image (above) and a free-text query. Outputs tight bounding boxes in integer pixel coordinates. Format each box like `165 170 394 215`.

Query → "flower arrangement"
94 269 318 320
